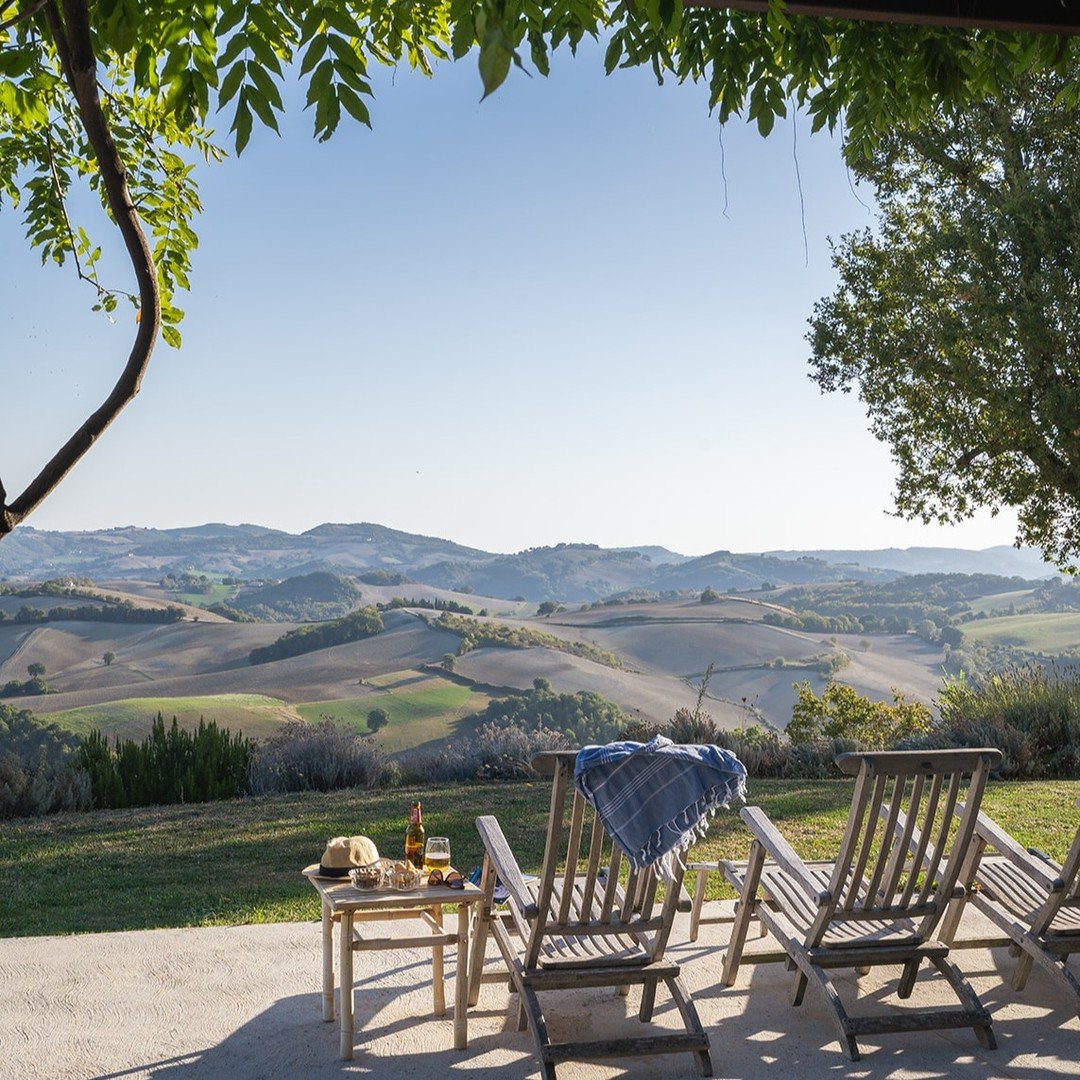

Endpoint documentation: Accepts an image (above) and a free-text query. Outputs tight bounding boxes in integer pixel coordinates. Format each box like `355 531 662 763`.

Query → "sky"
0 39 1020 557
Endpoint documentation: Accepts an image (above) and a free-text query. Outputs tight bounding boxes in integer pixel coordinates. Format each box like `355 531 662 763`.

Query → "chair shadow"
699 944 1078 1079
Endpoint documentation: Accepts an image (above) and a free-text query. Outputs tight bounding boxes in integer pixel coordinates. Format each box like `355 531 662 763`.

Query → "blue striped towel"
574 736 746 878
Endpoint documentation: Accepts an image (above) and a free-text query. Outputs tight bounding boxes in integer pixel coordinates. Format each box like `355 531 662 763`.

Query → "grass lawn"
42 694 299 741
2 778 1076 938
297 671 492 753
963 611 1080 652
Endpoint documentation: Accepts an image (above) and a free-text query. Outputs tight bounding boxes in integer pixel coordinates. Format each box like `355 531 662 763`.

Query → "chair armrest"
966 806 1063 893
475 815 540 918
1027 846 1064 871
740 805 831 906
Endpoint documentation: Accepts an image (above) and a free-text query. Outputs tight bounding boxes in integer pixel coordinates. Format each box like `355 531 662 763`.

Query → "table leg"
431 905 446 1016
322 899 335 1022
339 910 354 1060
454 904 469 1050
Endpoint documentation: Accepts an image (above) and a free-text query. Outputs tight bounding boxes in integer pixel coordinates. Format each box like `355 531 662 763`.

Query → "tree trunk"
0 0 161 539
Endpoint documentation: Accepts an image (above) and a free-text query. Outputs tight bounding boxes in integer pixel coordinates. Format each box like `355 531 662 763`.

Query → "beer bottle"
405 800 425 869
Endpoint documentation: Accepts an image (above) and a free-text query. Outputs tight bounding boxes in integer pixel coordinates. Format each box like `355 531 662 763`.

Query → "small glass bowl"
387 861 423 892
350 861 387 891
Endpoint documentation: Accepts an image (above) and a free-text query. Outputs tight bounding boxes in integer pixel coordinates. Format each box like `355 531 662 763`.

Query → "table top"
302 865 483 913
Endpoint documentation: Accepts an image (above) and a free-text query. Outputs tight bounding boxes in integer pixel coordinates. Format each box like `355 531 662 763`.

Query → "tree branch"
0 0 48 34
0 0 160 537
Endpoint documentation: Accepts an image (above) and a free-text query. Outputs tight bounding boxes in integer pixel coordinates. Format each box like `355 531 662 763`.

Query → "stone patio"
1 904 1076 1079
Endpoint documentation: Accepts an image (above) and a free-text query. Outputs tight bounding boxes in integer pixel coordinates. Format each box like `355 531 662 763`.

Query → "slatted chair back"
807 749 999 948
524 751 682 970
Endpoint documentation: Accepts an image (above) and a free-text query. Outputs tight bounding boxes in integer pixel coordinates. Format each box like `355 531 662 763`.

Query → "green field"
964 612 1080 652
1 778 1075 937
42 694 299 740
965 589 1036 616
37 674 492 754
170 582 237 608
296 671 491 752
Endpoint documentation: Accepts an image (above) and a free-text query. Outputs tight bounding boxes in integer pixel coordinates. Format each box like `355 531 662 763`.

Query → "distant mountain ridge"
763 546 1056 580
0 522 1057 602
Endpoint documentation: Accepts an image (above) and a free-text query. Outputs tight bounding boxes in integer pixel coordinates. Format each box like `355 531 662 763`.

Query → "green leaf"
338 83 371 128
161 325 183 349
245 86 280 132
246 60 284 111
478 40 512 100
299 35 328 76
231 92 253 154
604 34 624 75
219 61 246 107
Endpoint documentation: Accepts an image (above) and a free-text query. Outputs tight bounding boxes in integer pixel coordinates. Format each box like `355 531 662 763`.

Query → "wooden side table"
303 866 484 1060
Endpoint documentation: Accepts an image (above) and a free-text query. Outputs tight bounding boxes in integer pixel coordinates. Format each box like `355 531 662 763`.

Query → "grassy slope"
44 694 300 740
965 589 1037 615
295 671 492 751
964 612 1080 651
44 674 490 754
2 778 1076 938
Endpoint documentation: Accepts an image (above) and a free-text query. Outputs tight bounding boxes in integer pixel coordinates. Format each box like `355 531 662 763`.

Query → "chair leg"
897 958 920 999
1048 955 1080 1015
1011 939 1080 1013
690 867 710 943
468 855 496 1007
793 957 860 1061
1011 951 1034 991
721 841 766 988
639 978 658 1022
928 955 995 1051
664 974 713 1078
791 969 808 1007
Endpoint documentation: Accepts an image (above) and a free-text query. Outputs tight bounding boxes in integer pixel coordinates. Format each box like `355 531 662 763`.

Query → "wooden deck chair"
948 798 1080 1013
468 750 712 1080
719 748 1001 1061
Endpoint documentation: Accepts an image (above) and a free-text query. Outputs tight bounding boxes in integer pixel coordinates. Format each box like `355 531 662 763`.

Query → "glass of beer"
424 836 451 873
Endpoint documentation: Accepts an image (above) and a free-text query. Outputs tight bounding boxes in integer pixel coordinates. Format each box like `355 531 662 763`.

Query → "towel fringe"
629 773 747 882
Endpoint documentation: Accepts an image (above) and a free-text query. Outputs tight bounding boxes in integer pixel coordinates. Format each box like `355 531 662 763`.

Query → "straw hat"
319 835 380 878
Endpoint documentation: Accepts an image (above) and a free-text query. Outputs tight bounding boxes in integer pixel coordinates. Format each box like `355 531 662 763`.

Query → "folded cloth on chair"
574 735 746 878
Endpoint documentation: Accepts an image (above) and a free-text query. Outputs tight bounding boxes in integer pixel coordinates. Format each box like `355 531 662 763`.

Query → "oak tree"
809 62 1080 568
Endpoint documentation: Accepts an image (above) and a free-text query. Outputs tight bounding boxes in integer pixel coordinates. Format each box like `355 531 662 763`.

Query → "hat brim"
316 863 355 879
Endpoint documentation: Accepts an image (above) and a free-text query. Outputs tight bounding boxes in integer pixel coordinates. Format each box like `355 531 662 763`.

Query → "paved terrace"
1 905 1076 1079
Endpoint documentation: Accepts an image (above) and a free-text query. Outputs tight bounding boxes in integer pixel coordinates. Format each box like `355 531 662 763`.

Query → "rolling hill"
0 521 1059 602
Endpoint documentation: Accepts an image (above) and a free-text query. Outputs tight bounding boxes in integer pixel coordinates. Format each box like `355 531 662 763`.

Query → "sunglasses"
427 869 465 889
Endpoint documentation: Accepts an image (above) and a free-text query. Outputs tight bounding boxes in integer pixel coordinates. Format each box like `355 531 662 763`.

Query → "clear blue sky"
0 40 1017 556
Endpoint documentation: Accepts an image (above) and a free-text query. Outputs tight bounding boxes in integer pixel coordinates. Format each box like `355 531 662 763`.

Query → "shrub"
79 714 250 808
903 665 1080 778
667 706 718 744
788 681 932 749
700 587 722 604
367 708 389 732
246 720 395 794
0 703 91 818
403 720 569 783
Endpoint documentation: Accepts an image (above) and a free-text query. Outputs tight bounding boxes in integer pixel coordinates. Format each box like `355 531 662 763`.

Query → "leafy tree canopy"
1 1 1078 539
808 61 1080 569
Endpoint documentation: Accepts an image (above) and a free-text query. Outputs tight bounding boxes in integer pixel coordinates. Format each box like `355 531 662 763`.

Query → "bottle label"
409 803 421 824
